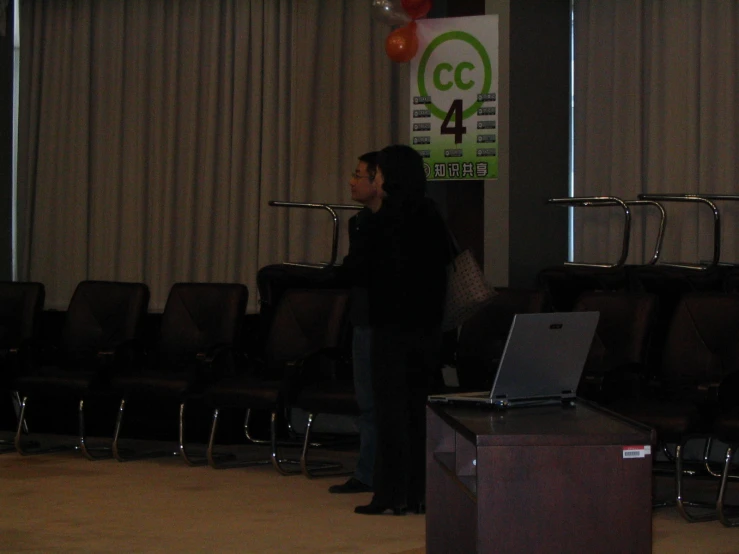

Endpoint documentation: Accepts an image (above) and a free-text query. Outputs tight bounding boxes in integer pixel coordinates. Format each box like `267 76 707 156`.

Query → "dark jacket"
361 197 450 329
343 208 372 326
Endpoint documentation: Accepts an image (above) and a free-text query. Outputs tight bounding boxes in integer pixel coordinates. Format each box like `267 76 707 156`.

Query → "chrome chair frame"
267 200 361 268
547 196 666 267
716 444 739 526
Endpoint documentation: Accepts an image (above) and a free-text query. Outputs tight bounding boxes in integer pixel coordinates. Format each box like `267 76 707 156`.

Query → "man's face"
350 161 378 205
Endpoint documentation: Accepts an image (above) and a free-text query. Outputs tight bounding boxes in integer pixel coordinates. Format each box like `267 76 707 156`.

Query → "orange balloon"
385 22 419 63
401 0 432 20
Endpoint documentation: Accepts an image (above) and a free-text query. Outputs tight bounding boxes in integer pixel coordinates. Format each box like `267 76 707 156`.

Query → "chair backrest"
158 283 248 362
263 288 350 377
254 264 344 359
572 290 658 375
536 265 628 312
660 292 739 396
455 288 547 391
0 282 45 350
62 281 150 355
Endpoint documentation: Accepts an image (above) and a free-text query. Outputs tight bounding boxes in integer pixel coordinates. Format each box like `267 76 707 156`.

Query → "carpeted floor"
0 437 425 554
1 435 738 553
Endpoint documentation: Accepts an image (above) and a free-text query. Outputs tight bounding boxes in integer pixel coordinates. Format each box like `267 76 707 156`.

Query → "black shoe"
328 477 373 494
354 502 407 516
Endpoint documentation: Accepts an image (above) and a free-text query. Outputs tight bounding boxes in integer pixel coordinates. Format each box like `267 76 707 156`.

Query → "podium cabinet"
426 401 654 554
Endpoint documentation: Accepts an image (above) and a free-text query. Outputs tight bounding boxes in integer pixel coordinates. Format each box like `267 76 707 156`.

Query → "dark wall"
0 2 13 281
433 0 570 288
508 0 571 285
433 0 487 272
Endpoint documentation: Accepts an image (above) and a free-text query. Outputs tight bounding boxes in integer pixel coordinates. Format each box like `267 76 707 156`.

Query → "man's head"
350 151 383 212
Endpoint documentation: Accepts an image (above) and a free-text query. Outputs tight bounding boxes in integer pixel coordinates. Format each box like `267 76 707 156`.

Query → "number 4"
440 99 466 144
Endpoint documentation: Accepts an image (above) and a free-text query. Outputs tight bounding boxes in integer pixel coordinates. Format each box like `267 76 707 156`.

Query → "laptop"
428 311 599 408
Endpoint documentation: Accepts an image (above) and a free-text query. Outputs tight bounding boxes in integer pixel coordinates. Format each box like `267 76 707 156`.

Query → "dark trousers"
370 324 442 507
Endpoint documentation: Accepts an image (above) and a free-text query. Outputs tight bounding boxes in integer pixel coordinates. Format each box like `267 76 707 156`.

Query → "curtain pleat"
18 0 396 311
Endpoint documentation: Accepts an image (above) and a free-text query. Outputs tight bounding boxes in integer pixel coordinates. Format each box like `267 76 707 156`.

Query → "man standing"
329 151 384 494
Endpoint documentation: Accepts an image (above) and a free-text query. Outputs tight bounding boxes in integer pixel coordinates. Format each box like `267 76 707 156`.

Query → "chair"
0 282 45 452
13 280 149 459
255 263 336 361
452 288 547 392
203 287 350 475
628 263 726 370
292 334 357 478
110 282 247 464
629 194 727 371
608 292 739 521
571 290 658 403
539 196 665 312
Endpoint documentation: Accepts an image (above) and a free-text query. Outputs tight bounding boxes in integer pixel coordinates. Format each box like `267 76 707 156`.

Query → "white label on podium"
622 445 652 459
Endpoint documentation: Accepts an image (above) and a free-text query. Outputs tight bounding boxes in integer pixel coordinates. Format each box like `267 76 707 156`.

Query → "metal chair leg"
12 391 29 434
14 396 76 456
0 392 28 453
178 401 206 466
78 398 114 461
206 408 271 470
299 412 348 479
244 408 320 448
243 408 270 444
701 437 737 480
13 396 31 455
675 441 718 522
717 445 739 527
112 397 177 462
269 411 303 475
207 407 330 475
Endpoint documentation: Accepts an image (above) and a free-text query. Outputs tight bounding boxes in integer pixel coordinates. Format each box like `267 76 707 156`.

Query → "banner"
410 15 499 181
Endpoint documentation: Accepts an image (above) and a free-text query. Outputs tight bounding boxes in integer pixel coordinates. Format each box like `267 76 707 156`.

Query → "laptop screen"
487 311 599 405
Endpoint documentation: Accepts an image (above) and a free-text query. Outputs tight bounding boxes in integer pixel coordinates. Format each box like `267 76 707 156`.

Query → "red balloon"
401 0 432 20
385 22 419 63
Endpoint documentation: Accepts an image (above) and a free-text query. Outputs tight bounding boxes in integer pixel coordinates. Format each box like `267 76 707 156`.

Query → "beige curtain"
17 0 396 311
573 0 739 267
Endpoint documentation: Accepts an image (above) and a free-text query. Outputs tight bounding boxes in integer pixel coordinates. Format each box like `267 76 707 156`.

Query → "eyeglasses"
351 171 374 181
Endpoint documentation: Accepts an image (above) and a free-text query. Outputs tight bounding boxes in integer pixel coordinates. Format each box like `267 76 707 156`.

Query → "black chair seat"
296 379 358 416
610 400 703 442
15 368 101 395
205 375 282 410
112 372 199 398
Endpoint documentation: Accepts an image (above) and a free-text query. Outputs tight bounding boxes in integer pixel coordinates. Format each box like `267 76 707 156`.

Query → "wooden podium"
426 401 655 554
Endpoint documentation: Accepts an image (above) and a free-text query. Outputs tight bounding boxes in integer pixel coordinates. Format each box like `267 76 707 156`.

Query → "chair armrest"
291 347 352 388
97 339 147 371
194 343 242 379
696 380 722 405
272 347 351 403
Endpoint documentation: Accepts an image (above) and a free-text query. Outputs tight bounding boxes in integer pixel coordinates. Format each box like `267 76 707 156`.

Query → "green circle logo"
417 31 492 120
